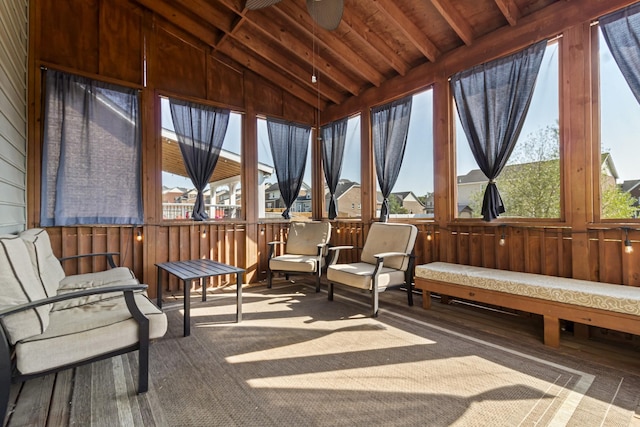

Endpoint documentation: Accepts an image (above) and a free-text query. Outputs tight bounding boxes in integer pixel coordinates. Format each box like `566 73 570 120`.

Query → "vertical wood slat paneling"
0 0 27 234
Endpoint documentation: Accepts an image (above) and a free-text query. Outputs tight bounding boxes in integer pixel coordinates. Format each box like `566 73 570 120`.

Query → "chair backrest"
285 221 332 256
361 222 418 271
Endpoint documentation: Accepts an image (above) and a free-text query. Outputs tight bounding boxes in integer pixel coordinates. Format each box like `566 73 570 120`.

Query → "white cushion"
361 223 417 270
16 293 167 375
19 228 65 297
0 234 50 344
270 254 324 273
327 262 406 291
285 222 331 256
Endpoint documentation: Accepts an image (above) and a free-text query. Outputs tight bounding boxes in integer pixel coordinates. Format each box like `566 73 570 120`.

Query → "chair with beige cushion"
0 230 167 422
267 221 332 292
327 222 418 317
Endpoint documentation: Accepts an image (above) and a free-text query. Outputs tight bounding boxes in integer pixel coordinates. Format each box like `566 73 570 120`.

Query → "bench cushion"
15 293 167 375
0 235 50 344
19 228 66 297
415 262 640 317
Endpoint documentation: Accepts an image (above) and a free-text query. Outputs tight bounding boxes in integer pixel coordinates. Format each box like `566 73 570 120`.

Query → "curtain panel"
451 40 547 221
600 3 640 105
321 118 348 219
371 96 413 222
41 70 142 226
266 118 311 219
169 98 230 221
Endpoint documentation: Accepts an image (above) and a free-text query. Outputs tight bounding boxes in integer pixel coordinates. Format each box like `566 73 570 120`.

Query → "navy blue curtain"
600 3 640 105
267 118 311 219
169 98 230 221
321 118 348 219
41 70 143 226
451 40 547 221
371 96 413 222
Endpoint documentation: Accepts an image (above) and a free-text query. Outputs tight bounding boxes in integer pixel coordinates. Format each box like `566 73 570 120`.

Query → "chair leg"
328 283 334 301
315 269 321 293
267 267 272 289
406 278 414 307
372 279 379 317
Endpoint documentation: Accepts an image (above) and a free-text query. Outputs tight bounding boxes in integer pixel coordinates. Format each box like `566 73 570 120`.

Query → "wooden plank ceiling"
134 0 557 112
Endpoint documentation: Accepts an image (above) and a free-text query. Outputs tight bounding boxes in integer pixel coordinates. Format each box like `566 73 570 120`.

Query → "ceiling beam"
274 1 386 88
494 0 521 26
215 0 361 96
430 0 474 46
340 6 410 76
372 0 441 62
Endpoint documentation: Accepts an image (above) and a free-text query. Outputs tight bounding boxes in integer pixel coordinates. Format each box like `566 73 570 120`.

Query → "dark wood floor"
4 276 640 426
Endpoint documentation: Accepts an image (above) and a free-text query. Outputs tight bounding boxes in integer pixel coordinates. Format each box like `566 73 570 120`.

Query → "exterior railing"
163 203 241 220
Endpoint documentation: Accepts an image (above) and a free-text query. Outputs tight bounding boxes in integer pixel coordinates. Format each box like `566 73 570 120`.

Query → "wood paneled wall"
26 0 640 322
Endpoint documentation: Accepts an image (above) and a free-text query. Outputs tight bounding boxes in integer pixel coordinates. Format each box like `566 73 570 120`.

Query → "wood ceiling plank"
372 0 441 62
430 0 475 46
340 7 410 76
494 0 521 26
275 0 386 87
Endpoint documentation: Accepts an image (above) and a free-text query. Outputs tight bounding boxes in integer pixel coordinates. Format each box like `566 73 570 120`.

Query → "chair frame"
0 284 150 423
327 245 416 317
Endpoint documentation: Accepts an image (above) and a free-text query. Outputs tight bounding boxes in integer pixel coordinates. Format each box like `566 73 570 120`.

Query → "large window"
598 27 640 219
374 89 434 219
160 97 242 220
455 41 560 219
257 117 313 219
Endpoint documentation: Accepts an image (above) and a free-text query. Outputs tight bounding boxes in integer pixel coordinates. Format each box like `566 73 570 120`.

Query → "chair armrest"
267 241 285 246
373 251 410 260
0 284 148 318
59 252 120 269
328 245 354 252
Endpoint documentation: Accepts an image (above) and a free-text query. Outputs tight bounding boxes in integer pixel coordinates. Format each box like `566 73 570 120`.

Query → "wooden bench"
414 262 640 347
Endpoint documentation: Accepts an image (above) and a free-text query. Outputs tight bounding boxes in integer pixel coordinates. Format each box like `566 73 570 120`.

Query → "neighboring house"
375 191 426 216
264 182 312 212
621 179 640 218
324 179 361 217
162 186 188 203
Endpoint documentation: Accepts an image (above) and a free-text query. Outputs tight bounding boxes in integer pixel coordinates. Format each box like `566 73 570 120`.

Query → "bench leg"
422 290 431 309
543 316 560 348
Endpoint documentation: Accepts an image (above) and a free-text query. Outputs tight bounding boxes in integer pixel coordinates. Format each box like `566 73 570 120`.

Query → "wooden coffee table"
156 259 245 336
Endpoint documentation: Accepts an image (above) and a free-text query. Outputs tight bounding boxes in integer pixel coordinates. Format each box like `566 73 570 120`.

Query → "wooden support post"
543 316 560 348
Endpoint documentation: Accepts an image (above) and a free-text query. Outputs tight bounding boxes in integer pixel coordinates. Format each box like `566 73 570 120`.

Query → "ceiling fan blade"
306 0 344 31
245 0 282 10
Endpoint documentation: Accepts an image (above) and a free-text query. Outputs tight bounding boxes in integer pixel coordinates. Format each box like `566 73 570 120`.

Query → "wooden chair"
327 222 418 317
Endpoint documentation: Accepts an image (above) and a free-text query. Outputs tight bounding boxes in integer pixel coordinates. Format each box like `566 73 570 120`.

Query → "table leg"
201 277 206 302
184 279 191 337
236 272 242 323
156 268 163 309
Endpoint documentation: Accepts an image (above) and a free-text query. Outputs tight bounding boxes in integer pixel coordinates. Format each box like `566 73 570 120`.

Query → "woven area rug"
147 283 640 427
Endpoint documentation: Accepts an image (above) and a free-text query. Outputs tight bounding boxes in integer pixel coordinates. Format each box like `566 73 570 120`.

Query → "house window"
257 117 312 219
598 27 640 219
455 40 560 219
160 96 242 220
323 114 361 219
375 89 434 219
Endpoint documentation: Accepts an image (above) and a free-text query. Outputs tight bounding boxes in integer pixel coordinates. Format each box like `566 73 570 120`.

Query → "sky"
163 28 640 196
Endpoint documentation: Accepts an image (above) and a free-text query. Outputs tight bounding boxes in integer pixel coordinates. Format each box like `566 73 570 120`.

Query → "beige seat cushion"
327 262 406 291
270 254 325 273
19 228 66 297
0 235 50 344
361 223 417 271
285 221 331 256
15 293 167 375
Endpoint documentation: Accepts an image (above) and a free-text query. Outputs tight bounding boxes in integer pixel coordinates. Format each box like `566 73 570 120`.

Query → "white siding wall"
0 0 27 234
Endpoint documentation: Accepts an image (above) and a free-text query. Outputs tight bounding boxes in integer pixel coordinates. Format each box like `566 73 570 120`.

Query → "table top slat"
155 259 244 281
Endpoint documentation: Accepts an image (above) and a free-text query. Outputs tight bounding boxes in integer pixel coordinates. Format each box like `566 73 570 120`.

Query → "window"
455 41 560 219
160 97 242 220
257 117 312 219
41 70 142 226
375 89 434 219
323 114 361 218
598 27 640 219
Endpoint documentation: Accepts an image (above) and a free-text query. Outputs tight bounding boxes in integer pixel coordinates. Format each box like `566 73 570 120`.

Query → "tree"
388 194 408 214
468 124 636 219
